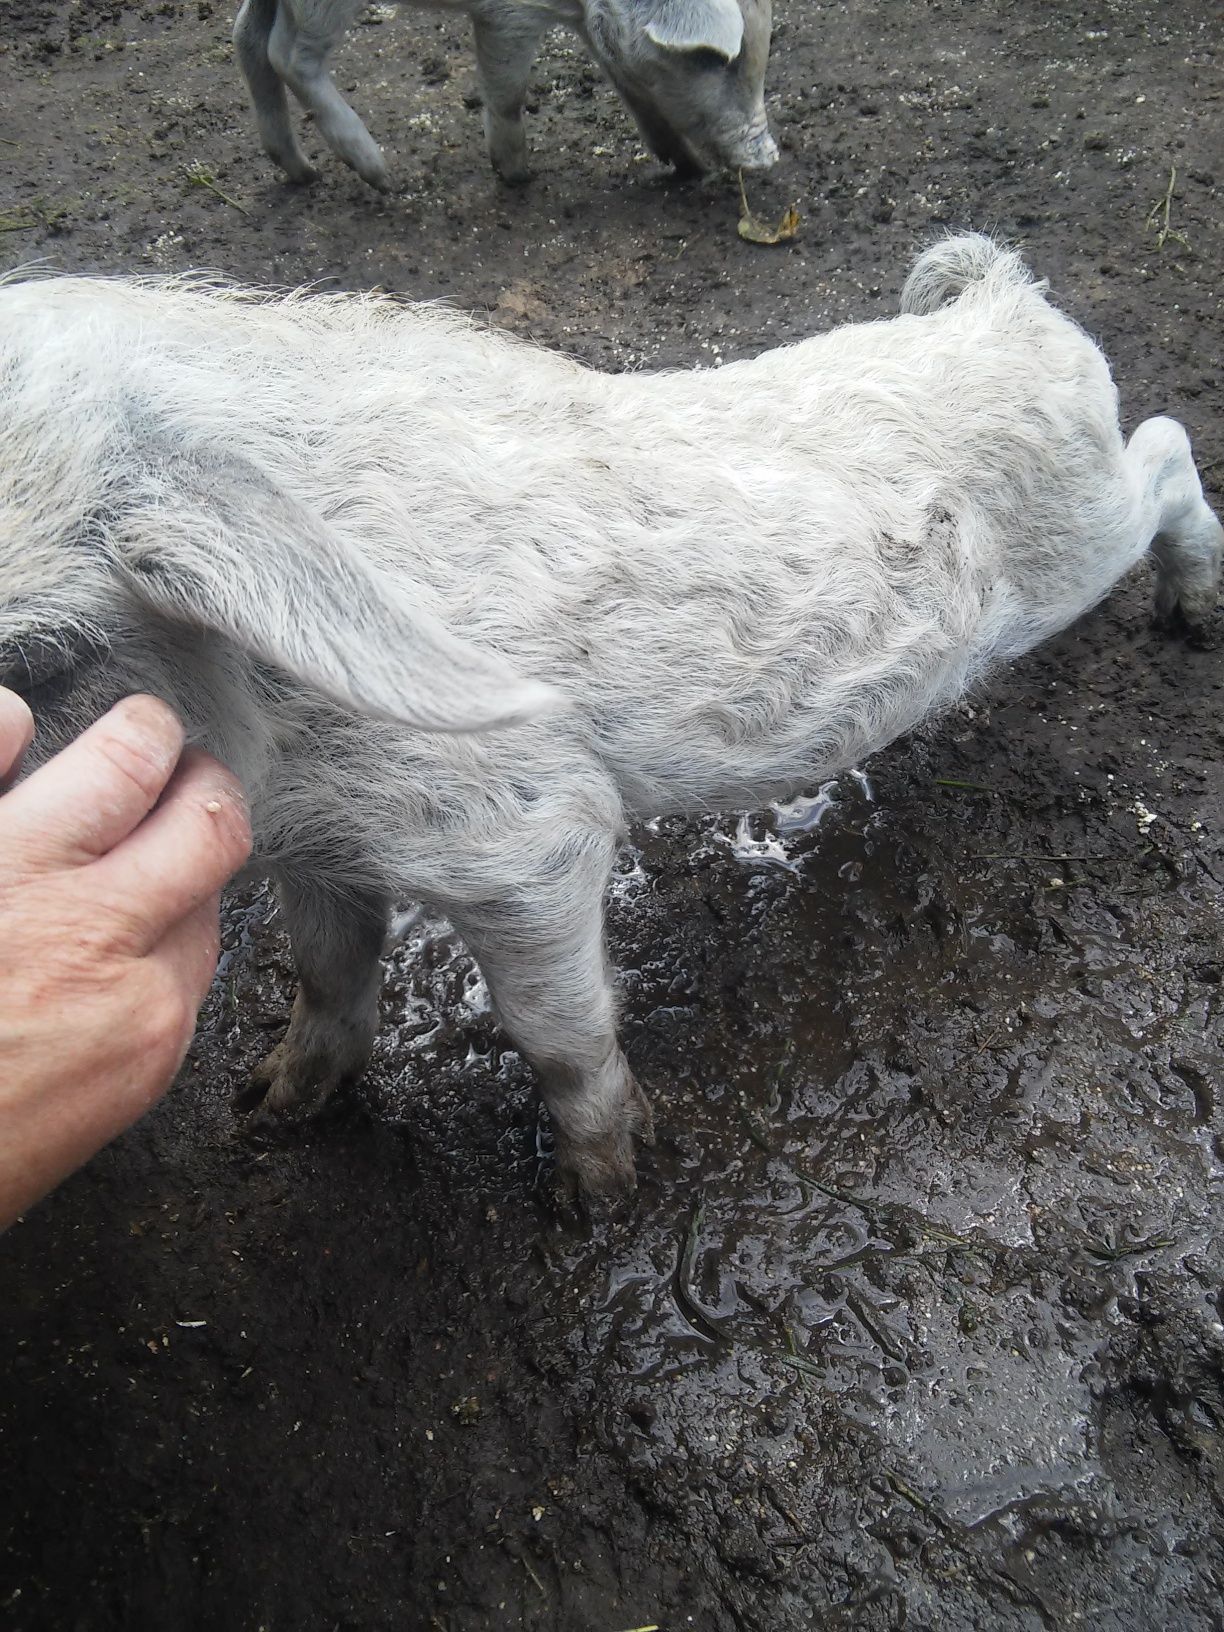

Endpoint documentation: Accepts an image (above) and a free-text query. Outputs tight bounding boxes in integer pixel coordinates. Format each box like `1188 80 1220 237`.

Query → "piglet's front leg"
472 9 549 184
446 814 654 1196
239 875 389 1117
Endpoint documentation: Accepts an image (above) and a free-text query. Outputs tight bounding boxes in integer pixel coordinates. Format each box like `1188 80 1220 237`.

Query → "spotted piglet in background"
233 0 777 187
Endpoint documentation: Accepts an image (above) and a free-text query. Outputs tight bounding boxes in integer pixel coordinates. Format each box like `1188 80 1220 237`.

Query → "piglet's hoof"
536 1152 640 1234
1152 599 1220 651
552 1073 655 1199
233 1037 349 1121
280 160 320 187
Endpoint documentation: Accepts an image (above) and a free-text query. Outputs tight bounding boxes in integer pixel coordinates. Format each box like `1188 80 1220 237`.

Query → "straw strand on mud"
1146 164 1191 253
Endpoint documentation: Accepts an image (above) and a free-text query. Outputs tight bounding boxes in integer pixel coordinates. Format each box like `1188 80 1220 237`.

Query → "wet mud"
2 2 1223 1628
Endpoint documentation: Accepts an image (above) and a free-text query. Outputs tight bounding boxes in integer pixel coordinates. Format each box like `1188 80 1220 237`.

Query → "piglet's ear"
644 0 745 60
111 449 559 734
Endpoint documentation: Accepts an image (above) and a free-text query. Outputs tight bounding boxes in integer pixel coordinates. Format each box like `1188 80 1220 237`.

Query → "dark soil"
2 2 1223 1628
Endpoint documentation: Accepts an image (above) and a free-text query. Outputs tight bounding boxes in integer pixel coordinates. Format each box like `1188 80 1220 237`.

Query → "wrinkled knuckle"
139 973 199 1067
72 891 144 957
95 698 183 804
65 910 130 963
18 925 128 1010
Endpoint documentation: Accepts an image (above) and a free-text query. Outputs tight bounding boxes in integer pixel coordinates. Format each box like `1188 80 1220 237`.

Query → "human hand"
0 690 251 1228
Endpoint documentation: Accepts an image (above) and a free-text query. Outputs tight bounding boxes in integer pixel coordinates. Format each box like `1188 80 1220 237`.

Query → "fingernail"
110 695 185 774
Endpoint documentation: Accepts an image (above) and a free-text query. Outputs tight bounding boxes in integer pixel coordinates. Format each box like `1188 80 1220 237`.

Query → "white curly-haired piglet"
0 236 1219 1190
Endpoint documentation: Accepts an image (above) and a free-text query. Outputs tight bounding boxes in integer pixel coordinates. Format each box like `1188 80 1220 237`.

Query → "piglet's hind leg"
448 826 652 1195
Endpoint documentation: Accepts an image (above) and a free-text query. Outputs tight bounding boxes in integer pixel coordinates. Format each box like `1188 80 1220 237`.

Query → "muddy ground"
2 1 1223 1628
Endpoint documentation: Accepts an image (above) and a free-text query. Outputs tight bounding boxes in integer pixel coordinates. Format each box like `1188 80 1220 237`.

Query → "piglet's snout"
730 122 780 170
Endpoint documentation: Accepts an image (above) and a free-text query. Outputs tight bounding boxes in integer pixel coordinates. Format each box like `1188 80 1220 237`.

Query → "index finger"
1 695 186 875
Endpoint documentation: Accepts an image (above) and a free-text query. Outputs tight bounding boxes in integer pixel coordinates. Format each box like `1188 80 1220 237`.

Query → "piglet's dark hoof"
1153 600 1220 650
231 1076 271 1116
1183 610 1220 651
232 1040 356 1136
